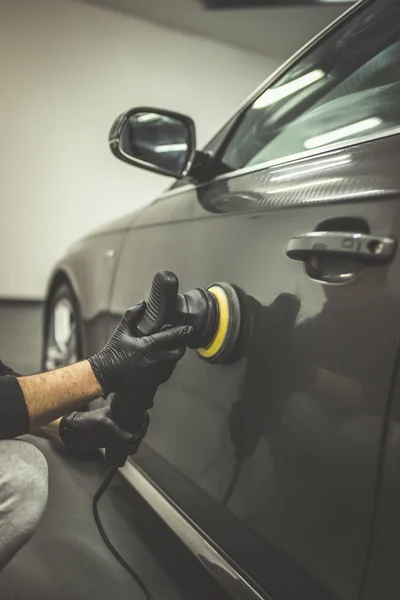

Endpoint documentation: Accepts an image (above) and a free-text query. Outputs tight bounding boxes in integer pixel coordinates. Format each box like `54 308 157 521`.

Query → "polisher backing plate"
197 283 241 364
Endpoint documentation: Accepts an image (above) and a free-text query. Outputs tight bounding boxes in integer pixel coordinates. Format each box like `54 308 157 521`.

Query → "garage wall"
0 0 279 299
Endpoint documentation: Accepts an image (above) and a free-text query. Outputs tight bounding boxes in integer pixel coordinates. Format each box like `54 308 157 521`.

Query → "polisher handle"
136 271 180 336
108 392 149 467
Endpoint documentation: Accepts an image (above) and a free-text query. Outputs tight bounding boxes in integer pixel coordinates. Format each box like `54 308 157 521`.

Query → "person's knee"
0 440 48 542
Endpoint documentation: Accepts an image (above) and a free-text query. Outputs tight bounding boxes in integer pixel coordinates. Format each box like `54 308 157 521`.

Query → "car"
42 0 400 598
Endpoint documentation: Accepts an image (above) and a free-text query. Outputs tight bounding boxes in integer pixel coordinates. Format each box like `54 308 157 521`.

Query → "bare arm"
18 360 102 431
0 304 190 441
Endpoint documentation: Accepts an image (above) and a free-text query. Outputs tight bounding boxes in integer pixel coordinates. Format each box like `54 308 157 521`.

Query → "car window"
221 0 400 171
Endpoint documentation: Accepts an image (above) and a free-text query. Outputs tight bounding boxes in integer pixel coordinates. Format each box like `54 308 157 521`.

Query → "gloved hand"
88 301 192 398
59 406 149 453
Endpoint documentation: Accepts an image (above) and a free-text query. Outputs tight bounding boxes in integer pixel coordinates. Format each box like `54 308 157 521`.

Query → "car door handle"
286 231 396 265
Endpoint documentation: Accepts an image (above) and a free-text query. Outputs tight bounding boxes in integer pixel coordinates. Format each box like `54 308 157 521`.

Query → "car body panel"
44 207 149 356
46 231 126 356
82 209 141 238
107 131 400 600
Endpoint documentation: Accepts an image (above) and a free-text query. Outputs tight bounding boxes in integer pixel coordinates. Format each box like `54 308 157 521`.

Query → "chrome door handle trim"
286 231 396 264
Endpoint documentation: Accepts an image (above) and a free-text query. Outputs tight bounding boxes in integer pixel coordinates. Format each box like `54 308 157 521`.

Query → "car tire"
42 282 83 372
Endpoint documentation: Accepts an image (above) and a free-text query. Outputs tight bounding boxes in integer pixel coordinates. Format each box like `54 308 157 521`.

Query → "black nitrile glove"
87 302 192 398
59 406 149 453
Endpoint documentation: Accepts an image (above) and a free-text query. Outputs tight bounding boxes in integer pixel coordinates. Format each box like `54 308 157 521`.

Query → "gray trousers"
0 439 48 571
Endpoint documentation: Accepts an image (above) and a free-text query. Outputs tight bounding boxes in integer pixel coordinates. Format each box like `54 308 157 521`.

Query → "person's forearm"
18 361 103 431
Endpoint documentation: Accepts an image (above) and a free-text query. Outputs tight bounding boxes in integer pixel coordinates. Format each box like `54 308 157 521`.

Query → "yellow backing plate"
197 285 229 359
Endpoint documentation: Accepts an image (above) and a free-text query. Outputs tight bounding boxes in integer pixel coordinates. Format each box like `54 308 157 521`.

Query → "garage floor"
0 303 231 600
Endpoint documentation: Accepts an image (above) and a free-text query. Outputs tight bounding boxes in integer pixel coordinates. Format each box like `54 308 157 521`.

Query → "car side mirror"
109 108 197 178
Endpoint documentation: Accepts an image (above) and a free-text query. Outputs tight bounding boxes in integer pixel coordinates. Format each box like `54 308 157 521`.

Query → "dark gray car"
43 1 400 598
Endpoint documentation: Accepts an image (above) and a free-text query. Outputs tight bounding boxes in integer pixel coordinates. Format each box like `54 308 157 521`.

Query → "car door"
109 1 400 599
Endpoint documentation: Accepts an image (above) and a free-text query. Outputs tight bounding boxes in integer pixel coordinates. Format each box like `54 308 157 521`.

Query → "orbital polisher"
136 270 242 362
107 270 244 466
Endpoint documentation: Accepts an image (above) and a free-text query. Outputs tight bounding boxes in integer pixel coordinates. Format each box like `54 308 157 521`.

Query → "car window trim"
213 125 400 184
202 0 371 160
162 123 400 200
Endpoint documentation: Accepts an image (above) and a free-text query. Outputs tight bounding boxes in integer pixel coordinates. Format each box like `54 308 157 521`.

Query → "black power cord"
93 466 155 600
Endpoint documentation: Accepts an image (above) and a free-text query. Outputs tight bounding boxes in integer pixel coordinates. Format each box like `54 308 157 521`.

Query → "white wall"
0 0 278 299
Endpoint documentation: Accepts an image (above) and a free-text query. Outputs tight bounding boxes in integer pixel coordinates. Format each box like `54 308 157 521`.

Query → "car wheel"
43 282 83 371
